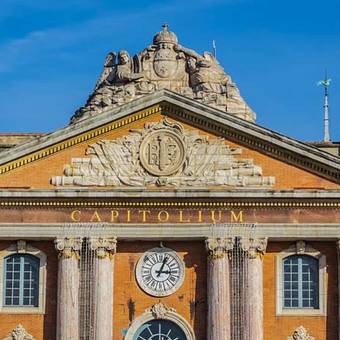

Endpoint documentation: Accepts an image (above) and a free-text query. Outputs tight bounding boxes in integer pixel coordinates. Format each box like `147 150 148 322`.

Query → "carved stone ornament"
16 240 27 253
88 237 117 259
206 237 234 259
240 237 268 259
145 302 176 319
54 237 82 259
51 119 275 188
71 24 255 123
4 324 35 340
288 326 315 340
296 240 306 254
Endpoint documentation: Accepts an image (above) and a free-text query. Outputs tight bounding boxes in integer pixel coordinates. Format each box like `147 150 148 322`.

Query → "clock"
136 247 185 297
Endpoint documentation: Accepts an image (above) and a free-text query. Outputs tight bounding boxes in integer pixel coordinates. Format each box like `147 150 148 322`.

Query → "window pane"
283 255 319 309
3 254 40 307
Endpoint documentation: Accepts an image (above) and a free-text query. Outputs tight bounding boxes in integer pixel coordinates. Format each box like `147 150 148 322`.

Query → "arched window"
3 254 39 307
283 255 319 309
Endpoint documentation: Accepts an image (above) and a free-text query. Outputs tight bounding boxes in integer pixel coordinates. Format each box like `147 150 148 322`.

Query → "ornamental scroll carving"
206 237 234 259
54 237 82 259
288 326 315 340
145 302 176 319
71 24 255 123
89 237 117 259
51 119 275 188
240 237 268 259
3 324 35 340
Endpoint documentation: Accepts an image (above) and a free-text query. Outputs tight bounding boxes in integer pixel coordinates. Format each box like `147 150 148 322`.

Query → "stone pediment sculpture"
51 119 275 188
3 324 35 340
288 326 315 340
71 24 255 123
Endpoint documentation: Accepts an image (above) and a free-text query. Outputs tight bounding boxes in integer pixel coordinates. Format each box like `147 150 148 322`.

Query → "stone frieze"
51 119 275 188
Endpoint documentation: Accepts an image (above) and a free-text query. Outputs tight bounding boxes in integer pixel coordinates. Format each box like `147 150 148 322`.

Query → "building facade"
0 26 339 340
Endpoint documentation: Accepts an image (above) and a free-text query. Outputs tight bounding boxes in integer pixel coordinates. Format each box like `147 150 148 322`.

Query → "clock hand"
156 256 168 277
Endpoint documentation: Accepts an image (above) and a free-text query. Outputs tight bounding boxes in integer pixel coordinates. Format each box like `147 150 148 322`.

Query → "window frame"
276 242 326 316
3 253 40 307
0 241 46 314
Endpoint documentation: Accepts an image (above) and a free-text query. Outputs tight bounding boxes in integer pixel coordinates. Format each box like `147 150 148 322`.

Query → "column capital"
55 237 82 259
240 237 268 259
89 237 117 259
206 237 234 260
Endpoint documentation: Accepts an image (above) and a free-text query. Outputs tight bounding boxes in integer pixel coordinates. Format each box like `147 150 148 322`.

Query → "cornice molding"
0 223 339 240
0 200 339 207
0 90 339 183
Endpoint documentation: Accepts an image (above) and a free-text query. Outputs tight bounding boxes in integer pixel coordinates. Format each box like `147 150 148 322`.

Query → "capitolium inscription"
51 119 275 188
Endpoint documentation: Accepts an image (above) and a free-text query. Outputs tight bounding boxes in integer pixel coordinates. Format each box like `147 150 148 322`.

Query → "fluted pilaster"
89 237 117 340
240 237 268 340
55 237 82 340
206 237 234 340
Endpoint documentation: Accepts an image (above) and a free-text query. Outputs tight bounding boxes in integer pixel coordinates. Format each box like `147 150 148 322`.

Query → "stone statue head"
118 50 130 65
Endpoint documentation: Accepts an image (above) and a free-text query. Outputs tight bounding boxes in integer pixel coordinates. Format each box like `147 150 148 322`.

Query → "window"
283 255 319 309
276 241 326 316
4 254 39 307
0 241 46 314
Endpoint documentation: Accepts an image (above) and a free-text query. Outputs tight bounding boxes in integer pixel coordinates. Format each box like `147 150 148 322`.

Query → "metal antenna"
317 70 332 142
212 40 217 58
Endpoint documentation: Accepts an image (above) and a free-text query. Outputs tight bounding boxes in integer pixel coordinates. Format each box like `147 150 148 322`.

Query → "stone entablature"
51 119 275 188
71 25 255 123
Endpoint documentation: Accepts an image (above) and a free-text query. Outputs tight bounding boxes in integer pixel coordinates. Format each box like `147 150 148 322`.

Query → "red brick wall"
113 241 207 340
0 241 58 340
264 241 338 340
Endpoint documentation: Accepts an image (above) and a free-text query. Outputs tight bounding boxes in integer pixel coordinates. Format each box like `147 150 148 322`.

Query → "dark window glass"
283 255 319 309
3 254 39 307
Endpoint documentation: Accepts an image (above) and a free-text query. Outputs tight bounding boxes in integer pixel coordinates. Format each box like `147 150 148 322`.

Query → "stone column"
55 237 82 340
89 237 117 340
240 237 268 340
206 237 234 340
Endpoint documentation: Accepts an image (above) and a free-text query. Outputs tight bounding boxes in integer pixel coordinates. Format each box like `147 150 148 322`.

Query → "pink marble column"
55 237 82 340
240 237 268 340
206 237 234 340
89 237 117 340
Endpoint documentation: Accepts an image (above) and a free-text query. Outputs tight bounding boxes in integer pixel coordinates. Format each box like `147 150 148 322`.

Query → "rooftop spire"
317 71 332 142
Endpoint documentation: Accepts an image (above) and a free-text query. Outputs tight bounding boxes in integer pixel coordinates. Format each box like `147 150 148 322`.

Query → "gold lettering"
138 210 151 222
127 209 131 222
90 211 102 222
231 210 243 223
198 210 203 223
111 210 119 222
157 210 169 222
179 210 190 222
211 210 222 223
71 210 81 222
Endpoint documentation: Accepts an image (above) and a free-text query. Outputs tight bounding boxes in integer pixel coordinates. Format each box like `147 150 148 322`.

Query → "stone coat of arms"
51 119 275 188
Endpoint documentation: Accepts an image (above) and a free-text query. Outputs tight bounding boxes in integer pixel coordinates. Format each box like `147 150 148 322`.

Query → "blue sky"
0 0 339 142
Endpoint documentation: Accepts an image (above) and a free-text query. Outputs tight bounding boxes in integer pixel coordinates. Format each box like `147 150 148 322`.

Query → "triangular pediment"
0 90 339 190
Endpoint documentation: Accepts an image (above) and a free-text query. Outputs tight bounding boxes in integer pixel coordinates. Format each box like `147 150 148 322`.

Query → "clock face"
136 247 185 297
133 319 187 340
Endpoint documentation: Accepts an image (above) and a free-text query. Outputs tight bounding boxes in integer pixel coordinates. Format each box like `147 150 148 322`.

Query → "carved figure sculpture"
71 25 255 123
51 119 275 188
